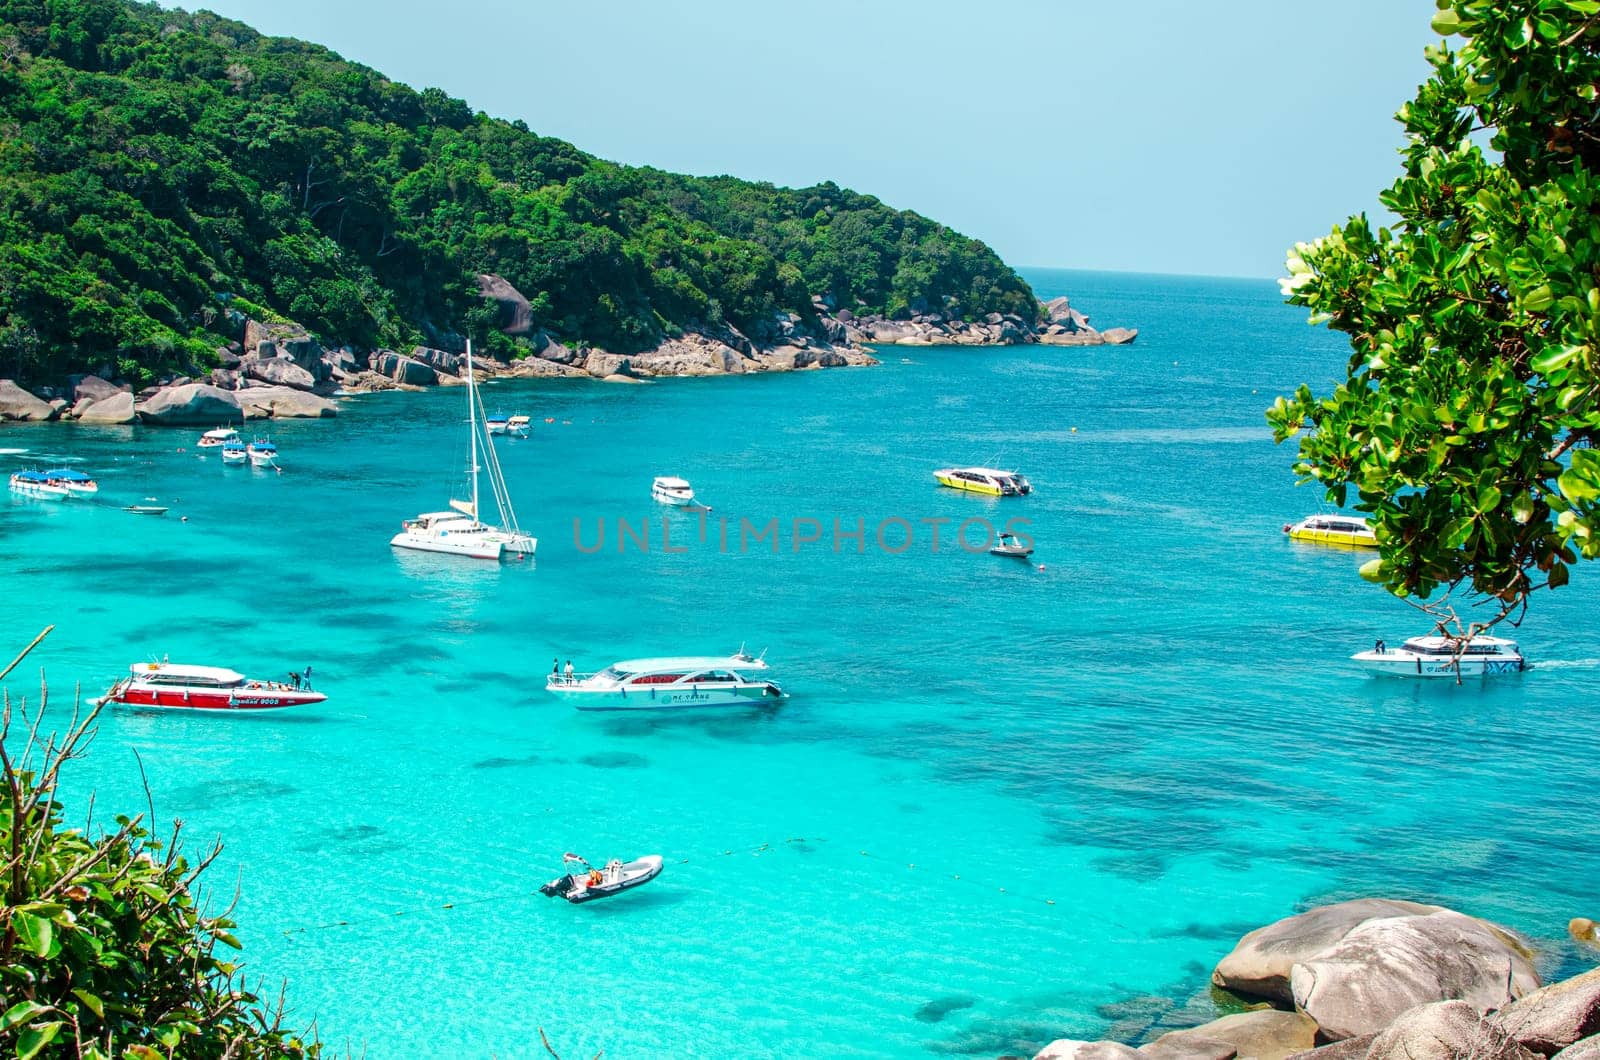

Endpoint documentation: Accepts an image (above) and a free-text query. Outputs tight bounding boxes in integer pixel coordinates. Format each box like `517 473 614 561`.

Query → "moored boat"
1283 514 1377 548
247 439 278 467
10 470 71 499
540 854 663 903
486 411 509 435
1351 635 1525 679
651 476 698 507
990 532 1034 558
934 466 1032 496
123 504 168 516
221 439 248 464
505 415 531 438
196 427 240 449
41 468 98 494
96 661 326 710
547 651 784 710
393 340 537 561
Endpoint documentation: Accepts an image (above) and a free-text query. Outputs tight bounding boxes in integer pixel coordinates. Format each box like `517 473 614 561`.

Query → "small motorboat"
1351 635 1525 679
123 504 168 516
221 439 247 465
196 427 240 450
505 415 531 438
651 475 700 507
1283 514 1377 548
486 412 509 435
547 651 784 711
247 439 278 467
540 854 663 904
990 532 1034 558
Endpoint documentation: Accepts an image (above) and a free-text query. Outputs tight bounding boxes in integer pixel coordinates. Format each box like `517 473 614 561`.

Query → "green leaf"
1359 558 1386 583
1530 344 1582 375
16 1022 63 1060
70 988 104 1019
1523 285 1555 312
1431 7 1466 34
0 1002 50 1033
1549 562 1570 588
12 911 54 958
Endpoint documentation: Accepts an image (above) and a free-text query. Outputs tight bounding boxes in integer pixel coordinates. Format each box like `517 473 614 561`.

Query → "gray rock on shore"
1489 966 1600 1056
1364 1000 1532 1060
0 379 57 421
236 386 339 419
1289 910 1538 1040
1556 1037 1600 1060
75 391 136 424
1213 899 1445 1005
135 384 243 426
243 356 316 390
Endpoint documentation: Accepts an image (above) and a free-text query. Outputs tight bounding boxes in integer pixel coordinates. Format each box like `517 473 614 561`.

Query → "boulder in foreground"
0 379 56 421
75 391 136 424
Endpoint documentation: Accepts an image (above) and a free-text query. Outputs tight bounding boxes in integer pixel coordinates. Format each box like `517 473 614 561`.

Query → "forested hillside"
0 0 1037 383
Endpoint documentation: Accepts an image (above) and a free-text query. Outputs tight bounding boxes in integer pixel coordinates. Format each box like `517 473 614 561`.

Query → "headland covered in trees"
0 0 1134 411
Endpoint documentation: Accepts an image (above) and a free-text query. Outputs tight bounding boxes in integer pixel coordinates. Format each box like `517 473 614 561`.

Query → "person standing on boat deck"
303 665 313 689
565 659 574 684
552 658 560 682
289 670 301 689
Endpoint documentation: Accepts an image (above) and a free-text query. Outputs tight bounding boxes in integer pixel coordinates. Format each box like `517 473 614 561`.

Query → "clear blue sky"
168 0 1438 279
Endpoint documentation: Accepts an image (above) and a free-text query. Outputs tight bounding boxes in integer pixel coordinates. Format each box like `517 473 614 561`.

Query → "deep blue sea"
2 269 1596 1058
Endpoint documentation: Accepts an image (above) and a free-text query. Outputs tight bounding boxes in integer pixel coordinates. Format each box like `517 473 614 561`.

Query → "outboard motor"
540 875 574 898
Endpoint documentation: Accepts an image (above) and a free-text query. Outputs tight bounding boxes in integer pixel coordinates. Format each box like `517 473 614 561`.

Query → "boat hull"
652 488 695 507
391 530 504 560
9 481 71 499
103 687 326 710
1351 652 1525 678
935 472 1004 495
1287 527 1377 548
549 682 784 711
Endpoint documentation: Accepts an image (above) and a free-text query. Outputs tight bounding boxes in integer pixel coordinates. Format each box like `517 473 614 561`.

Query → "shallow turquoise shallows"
4 270 1598 1058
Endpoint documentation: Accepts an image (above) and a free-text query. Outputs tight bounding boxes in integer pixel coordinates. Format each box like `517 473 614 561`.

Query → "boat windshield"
598 667 628 681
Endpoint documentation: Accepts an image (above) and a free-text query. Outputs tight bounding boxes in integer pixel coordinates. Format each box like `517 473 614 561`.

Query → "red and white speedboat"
96 662 326 711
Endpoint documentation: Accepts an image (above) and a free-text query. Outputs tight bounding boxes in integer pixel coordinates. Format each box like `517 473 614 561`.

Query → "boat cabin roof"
128 662 246 684
12 470 51 482
653 476 691 488
202 428 239 439
608 655 765 674
942 466 1020 478
1300 515 1371 531
507 414 531 424
42 468 94 481
1399 635 1519 654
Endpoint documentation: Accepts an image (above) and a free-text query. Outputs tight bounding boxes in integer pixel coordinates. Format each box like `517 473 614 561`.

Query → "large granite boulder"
1490 966 1600 1056
1283 1034 1376 1060
410 345 465 376
1555 1037 1600 1060
1290 910 1539 1041
1213 899 1445 1004
1043 296 1093 331
1366 1000 1532 1060
585 351 632 379
1035 1042 1142 1060
243 356 316 390
235 386 338 419
1145 1011 1317 1060
530 330 581 365
135 384 242 426
1101 327 1140 345
70 374 123 405
75 391 136 424
476 272 534 335
0 379 56 421
322 347 361 379
372 352 438 387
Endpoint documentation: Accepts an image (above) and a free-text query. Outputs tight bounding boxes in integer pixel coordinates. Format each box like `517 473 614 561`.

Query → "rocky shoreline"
1034 899 1600 1060
0 275 1136 427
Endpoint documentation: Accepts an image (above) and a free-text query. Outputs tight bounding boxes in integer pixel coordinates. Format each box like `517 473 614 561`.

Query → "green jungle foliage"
0 630 319 1059
1269 0 1600 622
0 0 1036 384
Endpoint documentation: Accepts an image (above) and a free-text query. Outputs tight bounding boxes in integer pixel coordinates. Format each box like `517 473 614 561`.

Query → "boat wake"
0 447 29 455
1528 657 1600 671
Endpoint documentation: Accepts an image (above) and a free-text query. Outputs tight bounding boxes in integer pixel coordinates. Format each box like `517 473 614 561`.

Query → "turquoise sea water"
3 269 1597 1058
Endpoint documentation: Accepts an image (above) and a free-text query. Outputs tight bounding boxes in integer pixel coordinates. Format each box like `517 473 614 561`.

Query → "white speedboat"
247 439 278 467
547 651 784 710
934 466 1032 496
1284 514 1377 548
1351 635 1525 678
540 854 663 904
506 415 531 438
393 340 537 561
196 427 240 449
221 439 247 464
486 411 509 435
651 476 699 507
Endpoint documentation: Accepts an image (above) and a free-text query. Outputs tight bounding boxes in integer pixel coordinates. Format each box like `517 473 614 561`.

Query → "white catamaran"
391 340 537 561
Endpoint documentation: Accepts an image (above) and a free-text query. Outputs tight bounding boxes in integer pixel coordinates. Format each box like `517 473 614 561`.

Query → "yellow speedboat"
1283 514 1377 548
934 467 1032 496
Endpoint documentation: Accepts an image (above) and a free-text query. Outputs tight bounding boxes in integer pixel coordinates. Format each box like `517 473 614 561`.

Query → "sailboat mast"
467 338 479 520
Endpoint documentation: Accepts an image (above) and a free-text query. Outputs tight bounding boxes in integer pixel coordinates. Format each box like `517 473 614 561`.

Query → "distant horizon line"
1017 264 1279 284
